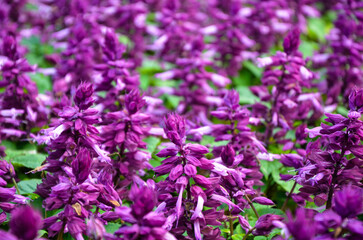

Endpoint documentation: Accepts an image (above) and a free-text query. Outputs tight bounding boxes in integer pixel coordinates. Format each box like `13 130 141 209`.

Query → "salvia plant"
0 0 362 240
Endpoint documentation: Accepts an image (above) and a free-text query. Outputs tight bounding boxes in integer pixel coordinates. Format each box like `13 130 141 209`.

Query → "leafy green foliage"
143 136 161 154
5 149 46 169
260 160 298 193
105 222 122 233
18 179 42 194
21 36 56 67
29 73 52 93
236 86 259 105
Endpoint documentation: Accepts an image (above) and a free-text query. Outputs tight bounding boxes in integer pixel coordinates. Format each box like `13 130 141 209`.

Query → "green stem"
94 207 100 215
245 195 259 218
326 146 346 209
229 216 234 239
242 227 255 240
57 224 65 240
12 178 20 194
281 181 297 211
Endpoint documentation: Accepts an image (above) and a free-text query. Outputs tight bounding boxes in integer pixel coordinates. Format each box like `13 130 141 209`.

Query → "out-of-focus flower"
312 1 363 104
0 205 43 240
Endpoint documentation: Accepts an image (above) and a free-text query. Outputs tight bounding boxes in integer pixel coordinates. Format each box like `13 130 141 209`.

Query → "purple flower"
278 185 363 239
285 208 316 240
333 185 363 219
163 113 186 146
349 88 363 113
220 144 235 167
74 82 95 110
72 148 92 184
86 216 108 240
251 27 322 146
115 184 175 240
312 1 363 104
0 35 47 135
9 206 42 240
283 27 300 55
154 114 224 239
253 214 284 236
297 96 363 208
125 89 146 115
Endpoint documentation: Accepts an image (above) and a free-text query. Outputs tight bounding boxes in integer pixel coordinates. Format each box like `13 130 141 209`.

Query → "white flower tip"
256 57 273 68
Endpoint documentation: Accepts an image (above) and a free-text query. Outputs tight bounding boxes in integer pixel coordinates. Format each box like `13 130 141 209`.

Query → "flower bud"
221 145 235 166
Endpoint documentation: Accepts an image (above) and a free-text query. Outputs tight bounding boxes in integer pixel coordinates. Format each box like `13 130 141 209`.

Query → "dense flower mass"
0 0 362 239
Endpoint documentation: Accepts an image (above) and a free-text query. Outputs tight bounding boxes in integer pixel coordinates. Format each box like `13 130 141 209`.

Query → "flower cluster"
0 159 28 222
313 1 363 104
0 1 362 240
252 28 323 148
275 185 363 239
114 183 176 240
99 89 153 194
34 83 116 239
0 35 47 140
0 205 43 240
154 114 227 239
283 88 363 208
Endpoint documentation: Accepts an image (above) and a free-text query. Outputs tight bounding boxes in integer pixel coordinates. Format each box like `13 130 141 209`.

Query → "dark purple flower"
349 88 363 113
252 28 321 148
115 183 175 240
125 89 146 115
253 214 284 236
163 113 186 146
74 82 95 110
285 208 316 240
9 205 43 240
220 144 235 167
298 99 363 208
72 148 92 184
312 1 363 104
283 27 300 55
333 185 363 219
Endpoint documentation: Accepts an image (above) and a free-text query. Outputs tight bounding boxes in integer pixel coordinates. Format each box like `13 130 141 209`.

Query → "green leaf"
260 160 298 193
200 135 229 148
1 140 17 150
21 36 41 50
146 13 156 24
260 159 280 177
236 86 259 105
254 236 267 240
267 228 282 240
29 73 52 93
143 136 161 154
37 230 47 238
62 233 74 240
139 74 151 91
26 3 38 10
253 204 285 216
105 222 121 233
18 179 42 194
164 95 182 109
336 106 348 116
231 233 244 240
307 18 327 42
299 41 319 58
21 36 56 67
243 61 262 78
119 35 132 46
138 59 162 74
5 150 46 169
